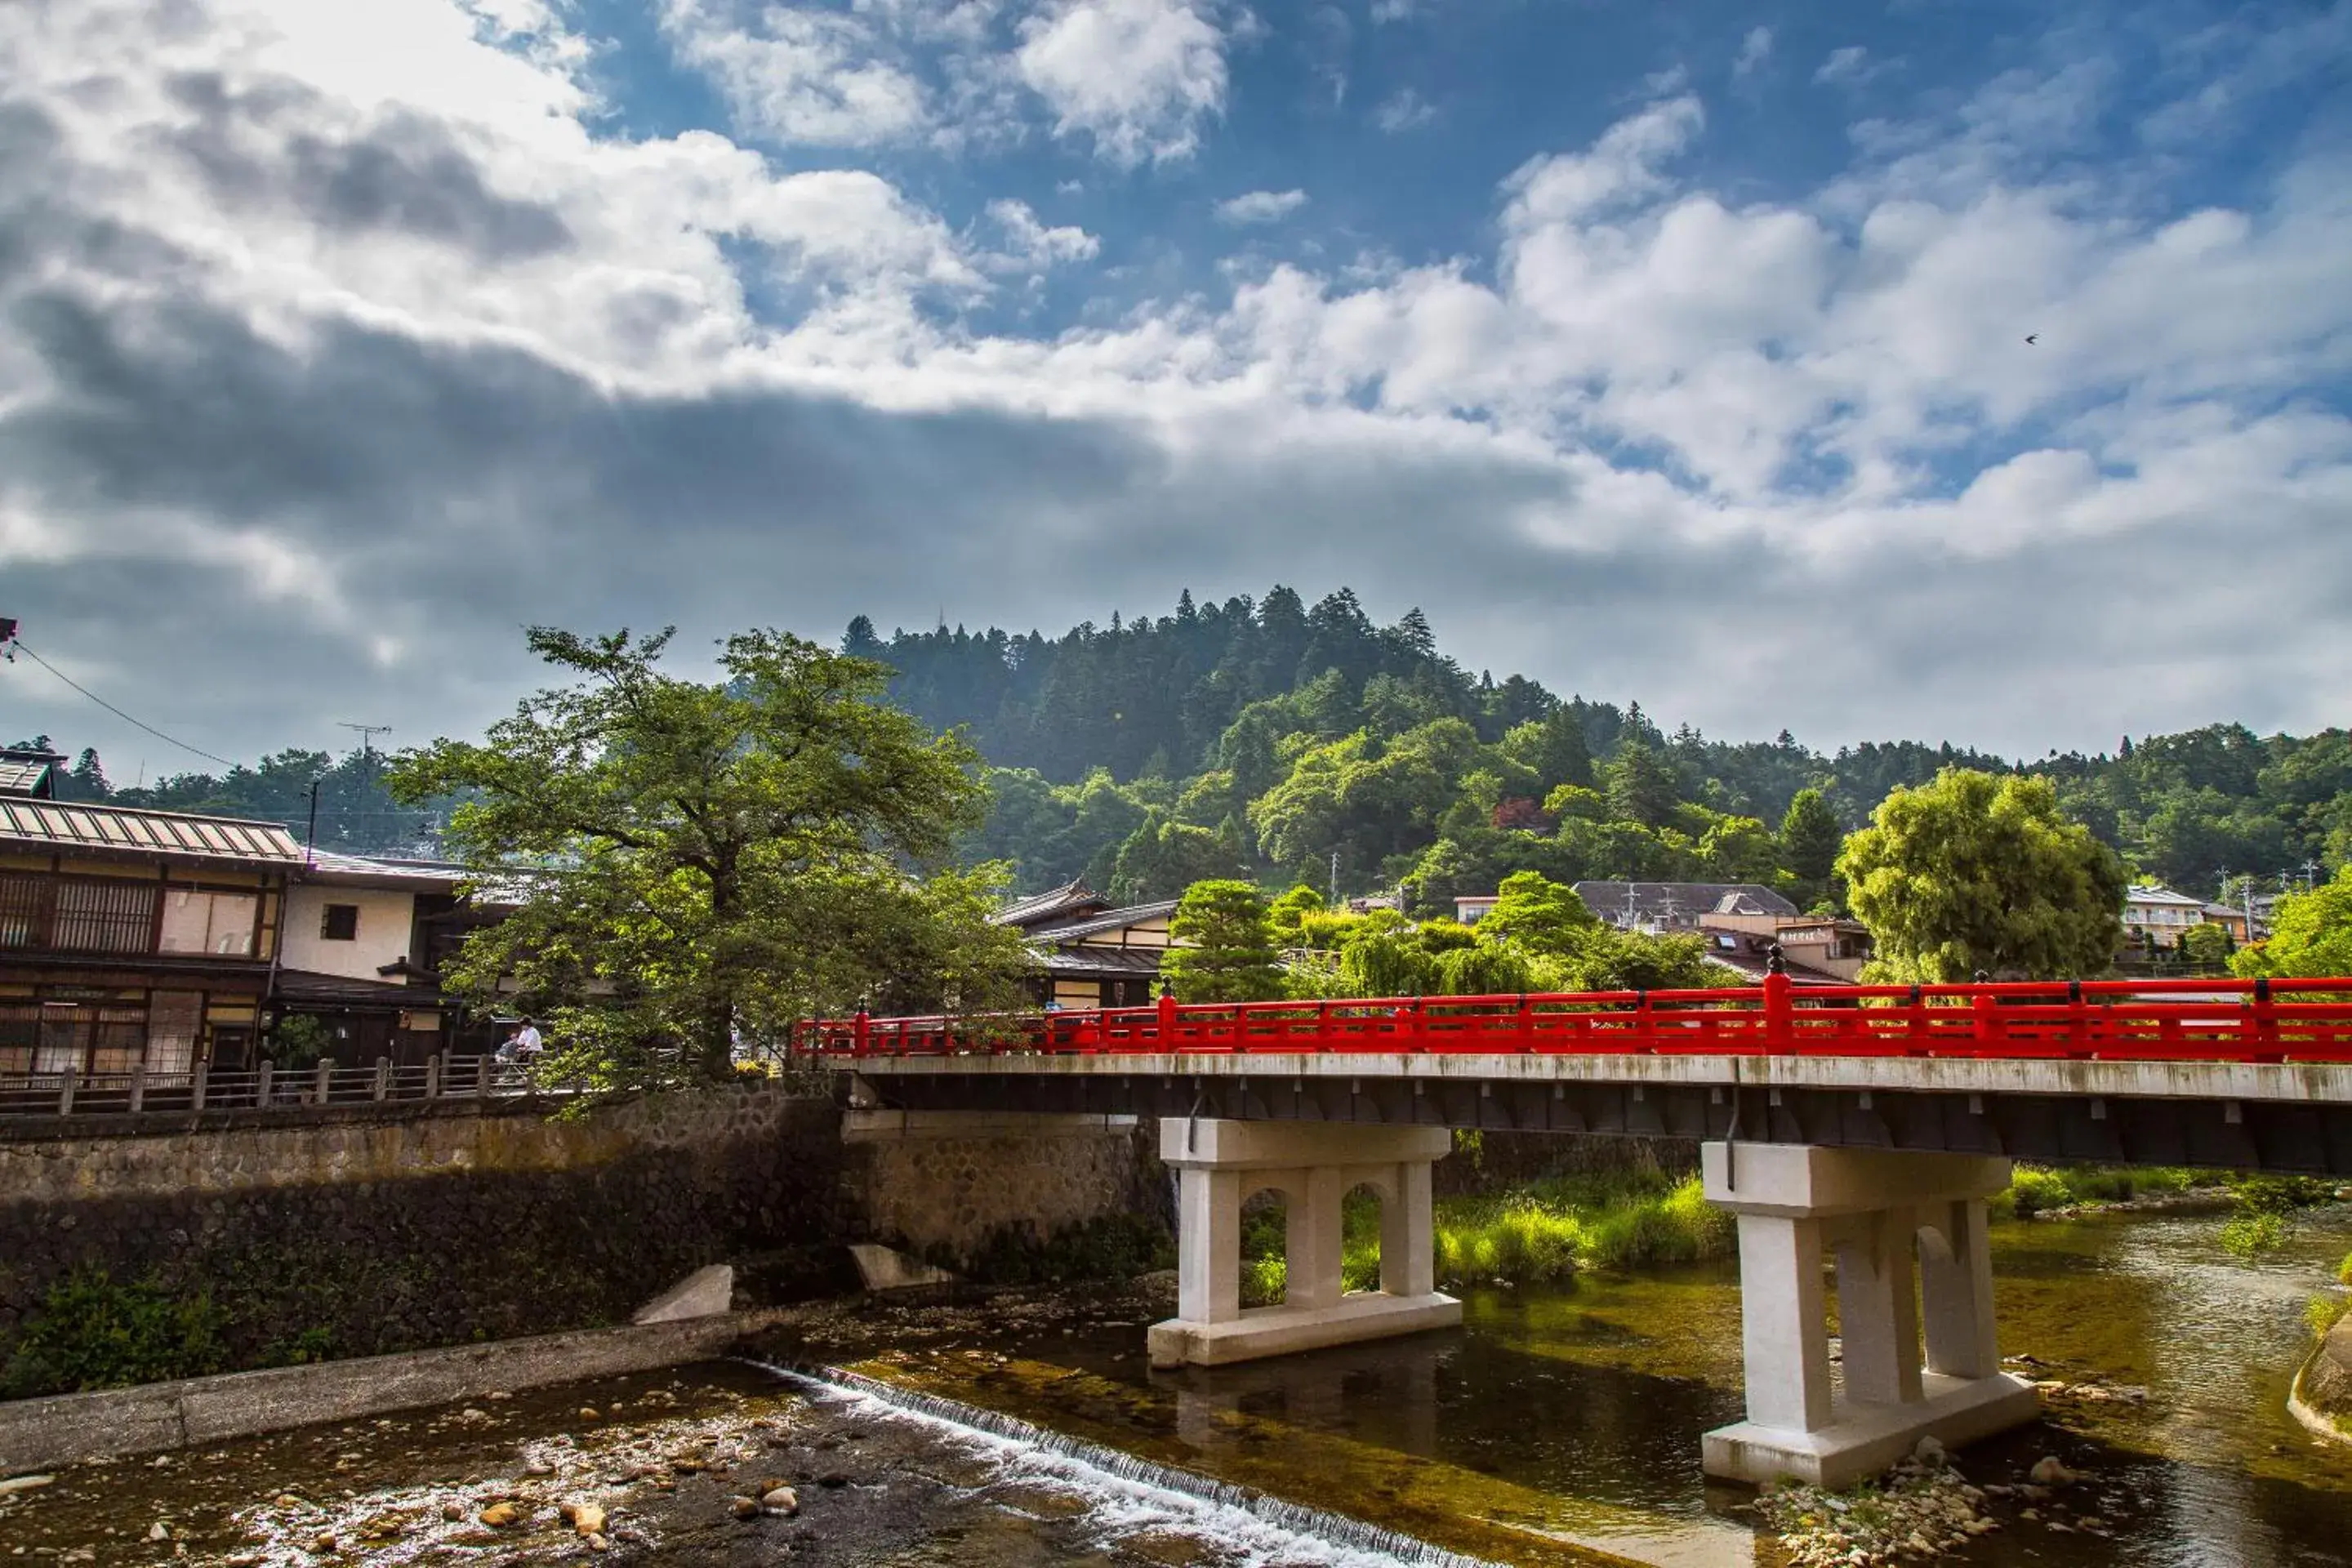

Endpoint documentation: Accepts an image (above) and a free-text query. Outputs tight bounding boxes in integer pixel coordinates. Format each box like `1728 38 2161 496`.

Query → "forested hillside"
855 587 2350 911
23 585 2348 906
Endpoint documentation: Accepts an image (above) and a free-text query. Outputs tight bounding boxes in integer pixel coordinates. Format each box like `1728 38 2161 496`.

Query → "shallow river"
4 1203 2348 1567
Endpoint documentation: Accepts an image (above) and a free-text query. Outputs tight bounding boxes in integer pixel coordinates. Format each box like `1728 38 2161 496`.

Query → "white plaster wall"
281 886 416 979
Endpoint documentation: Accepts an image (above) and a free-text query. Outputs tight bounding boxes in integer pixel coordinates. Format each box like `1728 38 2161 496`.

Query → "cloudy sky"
2 0 2348 777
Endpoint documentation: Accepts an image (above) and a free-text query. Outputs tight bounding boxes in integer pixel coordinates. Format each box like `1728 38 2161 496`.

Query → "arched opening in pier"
1240 1187 1290 1307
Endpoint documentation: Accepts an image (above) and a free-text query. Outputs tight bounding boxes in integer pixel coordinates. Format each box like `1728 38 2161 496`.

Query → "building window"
321 903 360 942
146 991 203 1079
54 880 159 953
158 889 259 957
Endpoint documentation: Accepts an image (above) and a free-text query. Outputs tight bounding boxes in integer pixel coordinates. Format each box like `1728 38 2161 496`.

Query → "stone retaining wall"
0 1092 851 1396
0 1094 1152 1401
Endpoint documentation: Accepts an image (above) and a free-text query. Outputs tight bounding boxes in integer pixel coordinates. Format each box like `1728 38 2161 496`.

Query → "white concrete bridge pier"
1147 1118 1462 1367
1700 1142 2040 1487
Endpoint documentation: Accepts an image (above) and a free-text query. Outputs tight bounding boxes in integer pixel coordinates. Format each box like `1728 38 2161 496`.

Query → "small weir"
755 1360 1504 1568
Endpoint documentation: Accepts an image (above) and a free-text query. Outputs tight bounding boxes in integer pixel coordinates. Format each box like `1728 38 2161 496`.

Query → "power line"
4 636 241 770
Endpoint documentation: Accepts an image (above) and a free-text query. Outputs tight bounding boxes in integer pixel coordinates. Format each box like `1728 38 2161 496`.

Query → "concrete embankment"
0 1309 793 1476
2289 1314 2352 1444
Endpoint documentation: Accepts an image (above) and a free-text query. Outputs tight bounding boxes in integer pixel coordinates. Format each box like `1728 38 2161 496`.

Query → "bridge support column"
1148 1119 1461 1368
1700 1143 2038 1489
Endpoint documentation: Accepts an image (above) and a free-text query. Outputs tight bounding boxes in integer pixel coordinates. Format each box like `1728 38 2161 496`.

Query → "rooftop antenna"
337 721 393 760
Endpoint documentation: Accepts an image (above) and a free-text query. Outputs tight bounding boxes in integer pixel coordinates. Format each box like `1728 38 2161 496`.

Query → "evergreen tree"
1779 787 1843 899
1161 880 1287 1002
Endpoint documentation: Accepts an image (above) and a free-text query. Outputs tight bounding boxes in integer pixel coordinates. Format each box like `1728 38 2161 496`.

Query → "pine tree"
1160 880 1287 1002
69 748 109 800
1779 787 1843 902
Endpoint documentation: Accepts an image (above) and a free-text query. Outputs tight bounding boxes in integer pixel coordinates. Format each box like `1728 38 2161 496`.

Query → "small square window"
321 904 359 942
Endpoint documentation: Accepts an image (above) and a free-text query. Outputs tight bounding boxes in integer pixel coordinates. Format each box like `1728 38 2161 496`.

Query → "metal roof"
0 760 52 796
0 797 305 865
298 849 470 888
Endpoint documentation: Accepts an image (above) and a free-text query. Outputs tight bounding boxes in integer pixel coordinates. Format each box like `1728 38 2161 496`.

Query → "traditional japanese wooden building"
992 880 1180 1010
0 794 304 1080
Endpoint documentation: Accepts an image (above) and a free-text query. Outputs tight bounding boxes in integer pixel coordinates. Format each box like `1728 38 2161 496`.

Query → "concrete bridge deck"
804 975 2352 1174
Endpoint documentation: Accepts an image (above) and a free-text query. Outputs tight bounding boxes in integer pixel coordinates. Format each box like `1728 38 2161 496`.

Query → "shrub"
2340 1251 2352 1287
2 1269 228 1396
2309 1294 2350 1340
2231 1175 2335 1214
2220 1212 2290 1259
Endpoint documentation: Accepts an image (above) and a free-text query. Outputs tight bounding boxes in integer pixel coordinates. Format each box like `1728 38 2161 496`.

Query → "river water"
4 1203 2348 1567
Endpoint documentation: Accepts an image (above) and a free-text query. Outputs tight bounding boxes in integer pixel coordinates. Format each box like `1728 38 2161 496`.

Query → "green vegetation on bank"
2 1269 227 1396
1237 1169 1734 1305
1991 1165 2207 1219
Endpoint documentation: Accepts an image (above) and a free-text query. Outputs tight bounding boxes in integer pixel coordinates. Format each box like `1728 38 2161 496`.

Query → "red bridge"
798 973 2352 1063
804 973 2352 1484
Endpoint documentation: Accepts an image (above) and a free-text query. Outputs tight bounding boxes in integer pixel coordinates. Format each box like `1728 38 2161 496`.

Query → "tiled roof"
2125 885 2205 906
1041 947 1166 978
993 878 1109 929
0 797 305 865
1571 881 1800 920
1031 900 1181 944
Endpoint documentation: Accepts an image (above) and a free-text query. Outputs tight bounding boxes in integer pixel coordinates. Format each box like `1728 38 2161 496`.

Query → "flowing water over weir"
755 1361 1499 1566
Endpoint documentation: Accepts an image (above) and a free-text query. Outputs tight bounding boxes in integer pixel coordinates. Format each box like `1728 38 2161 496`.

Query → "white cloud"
1733 25 1772 79
1815 44 1896 89
659 0 930 145
1014 0 1228 165
3 0 2350 765
1374 87 1434 132
1215 188 1307 225
985 198 1101 269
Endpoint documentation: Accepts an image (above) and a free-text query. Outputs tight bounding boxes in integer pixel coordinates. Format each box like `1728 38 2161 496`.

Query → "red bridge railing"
793 976 2352 1065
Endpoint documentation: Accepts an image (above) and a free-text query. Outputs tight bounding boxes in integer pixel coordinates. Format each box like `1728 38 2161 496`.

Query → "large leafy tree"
2233 864 2352 978
1476 870 1600 954
389 626 1031 1082
1838 768 2126 982
1160 880 1287 1002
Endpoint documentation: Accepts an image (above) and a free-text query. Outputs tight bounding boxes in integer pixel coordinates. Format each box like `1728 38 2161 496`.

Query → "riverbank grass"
1236 1169 1731 1304
1989 1165 2205 1218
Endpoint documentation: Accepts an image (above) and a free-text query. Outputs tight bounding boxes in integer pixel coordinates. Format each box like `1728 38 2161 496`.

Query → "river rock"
0 1475 56 1498
2030 1456 2078 1486
729 1495 762 1520
762 1486 800 1515
1913 1436 1946 1464
562 1501 608 1535
479 1502 521 1528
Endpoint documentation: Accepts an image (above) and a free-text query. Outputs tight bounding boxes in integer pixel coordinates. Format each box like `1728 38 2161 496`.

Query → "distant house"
1454 893 1501 924
1571 881 1799 934
2123 885 2207 942
0 797 305 1079
274 849 503 1065
994 880 1182 1009
2200 902 2256 943
1699 912 1874 984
